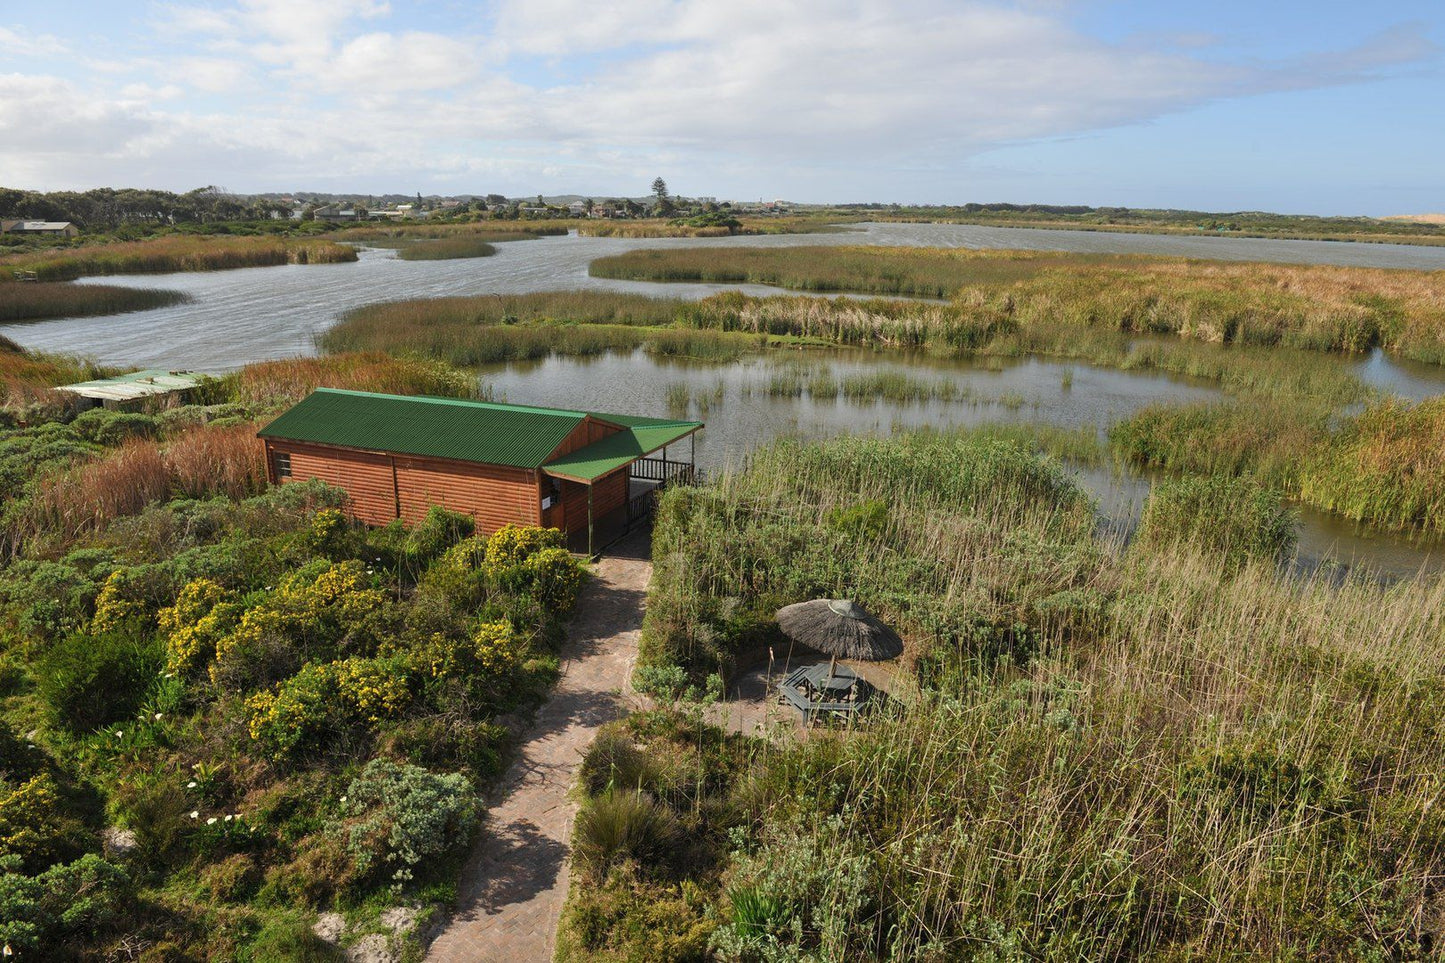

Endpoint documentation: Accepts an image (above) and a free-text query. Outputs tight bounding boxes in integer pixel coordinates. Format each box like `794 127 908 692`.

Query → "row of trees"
0 186 295 230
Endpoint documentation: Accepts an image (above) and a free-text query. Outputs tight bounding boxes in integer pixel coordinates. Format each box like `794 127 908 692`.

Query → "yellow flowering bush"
0 773 86 870
90 570 144 633
247 656 410 756
212 561 386 685
305 507 352 557
410 620 526 681
158 578 238 675
522 547 586 616
471 619 526 677
484 524 565 573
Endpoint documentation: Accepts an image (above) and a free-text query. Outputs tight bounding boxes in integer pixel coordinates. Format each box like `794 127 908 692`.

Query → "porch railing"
631 456 696 484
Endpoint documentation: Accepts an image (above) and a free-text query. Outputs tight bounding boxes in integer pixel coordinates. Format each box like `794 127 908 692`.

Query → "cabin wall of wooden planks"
267 440 544 533
555 468 628 534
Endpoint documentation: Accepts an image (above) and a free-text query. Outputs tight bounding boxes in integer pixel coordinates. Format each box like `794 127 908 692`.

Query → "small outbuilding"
55 369 208 410
1 220 79 237
257 389 702 553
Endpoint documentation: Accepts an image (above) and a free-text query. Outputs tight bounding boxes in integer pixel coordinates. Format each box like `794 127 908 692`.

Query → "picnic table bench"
777 663 876 724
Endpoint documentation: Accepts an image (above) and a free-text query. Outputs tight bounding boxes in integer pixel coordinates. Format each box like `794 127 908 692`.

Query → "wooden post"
587 484 594 558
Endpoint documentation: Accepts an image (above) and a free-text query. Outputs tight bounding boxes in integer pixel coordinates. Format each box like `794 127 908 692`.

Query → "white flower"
224 814 233 822
154 713 164 720
206 817 218 825
189 811 199 819
187 781 197 788
339 795 347 803
113 730 123 738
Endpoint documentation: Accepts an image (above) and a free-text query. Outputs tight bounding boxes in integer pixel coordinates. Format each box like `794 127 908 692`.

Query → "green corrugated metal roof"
258 388 701 476
258 388 586 468
543 421 701 482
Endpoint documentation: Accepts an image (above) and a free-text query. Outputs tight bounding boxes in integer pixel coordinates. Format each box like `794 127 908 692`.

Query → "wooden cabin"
257 389 702 553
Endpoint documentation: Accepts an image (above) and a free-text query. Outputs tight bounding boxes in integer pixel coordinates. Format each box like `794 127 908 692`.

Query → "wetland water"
2 223 1443 576
7 221 1445 370
483 348 1444 580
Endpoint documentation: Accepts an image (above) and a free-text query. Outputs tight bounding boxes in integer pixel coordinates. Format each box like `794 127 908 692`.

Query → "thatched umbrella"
775 599 903 682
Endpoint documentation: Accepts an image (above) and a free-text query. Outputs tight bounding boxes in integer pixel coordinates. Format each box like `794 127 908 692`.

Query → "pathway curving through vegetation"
425 536 651 963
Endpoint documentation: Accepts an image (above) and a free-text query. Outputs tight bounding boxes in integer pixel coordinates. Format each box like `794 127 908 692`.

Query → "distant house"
258 389 702 554
567 201 588 216
311 205 360 222
1 220 79 237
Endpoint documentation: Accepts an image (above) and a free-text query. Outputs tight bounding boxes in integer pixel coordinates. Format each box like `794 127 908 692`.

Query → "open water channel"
3 222 1443 577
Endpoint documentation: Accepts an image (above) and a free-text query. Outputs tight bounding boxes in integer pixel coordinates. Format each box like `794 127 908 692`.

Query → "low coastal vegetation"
556 432 1445 960
0 235 357 283
0 283 191 324
0 349 592 959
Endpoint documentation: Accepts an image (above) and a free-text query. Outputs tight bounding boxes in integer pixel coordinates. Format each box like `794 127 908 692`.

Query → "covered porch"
544 428 701 558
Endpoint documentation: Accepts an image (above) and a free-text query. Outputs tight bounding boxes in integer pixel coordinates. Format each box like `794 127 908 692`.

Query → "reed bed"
323 293 765 365
224 352 484 408
0 236 357 281
0 282 190 323
1113 396 1445 535
593 246 1445 363
393 237 497 260
1300 395 1445 532
620 432 1445 958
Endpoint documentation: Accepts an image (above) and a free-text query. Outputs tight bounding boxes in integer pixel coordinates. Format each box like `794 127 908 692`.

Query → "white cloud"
0 24 70 56
2 1 1438 196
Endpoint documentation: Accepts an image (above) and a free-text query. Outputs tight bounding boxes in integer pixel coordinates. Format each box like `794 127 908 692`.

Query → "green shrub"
114 780 191 867
579 729 658 797
339 759 479 887
0 773 90 872
1137 474 1297 570
573 791 680 881
71 409 159 446
404 506 475 566
36 622 164 732
0 853 129 956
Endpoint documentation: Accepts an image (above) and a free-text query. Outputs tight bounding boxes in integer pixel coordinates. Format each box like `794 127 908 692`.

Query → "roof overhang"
542 422 701 484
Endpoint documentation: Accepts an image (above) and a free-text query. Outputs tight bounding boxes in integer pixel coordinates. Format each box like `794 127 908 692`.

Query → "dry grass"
0 336 110 413
11 423 267 547
166 423 267 500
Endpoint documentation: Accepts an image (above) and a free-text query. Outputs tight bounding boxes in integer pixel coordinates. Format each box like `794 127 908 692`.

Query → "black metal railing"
631 457 696 484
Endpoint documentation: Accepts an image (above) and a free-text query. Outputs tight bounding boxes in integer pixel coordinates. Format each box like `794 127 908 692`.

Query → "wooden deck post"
587 484 594 558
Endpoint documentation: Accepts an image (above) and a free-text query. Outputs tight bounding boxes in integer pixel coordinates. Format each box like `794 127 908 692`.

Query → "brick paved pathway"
426 538 651 962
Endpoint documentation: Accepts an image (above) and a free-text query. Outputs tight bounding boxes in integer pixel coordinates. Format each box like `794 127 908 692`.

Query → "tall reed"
0 283 190 323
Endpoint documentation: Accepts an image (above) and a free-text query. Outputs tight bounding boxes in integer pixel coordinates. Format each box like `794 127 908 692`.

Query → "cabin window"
273 450 292 479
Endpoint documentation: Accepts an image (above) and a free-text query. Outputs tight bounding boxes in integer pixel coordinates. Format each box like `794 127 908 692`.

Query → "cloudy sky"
1 1 1441 213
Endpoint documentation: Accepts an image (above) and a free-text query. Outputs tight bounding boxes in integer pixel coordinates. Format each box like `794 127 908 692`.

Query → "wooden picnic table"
778 663 875 723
